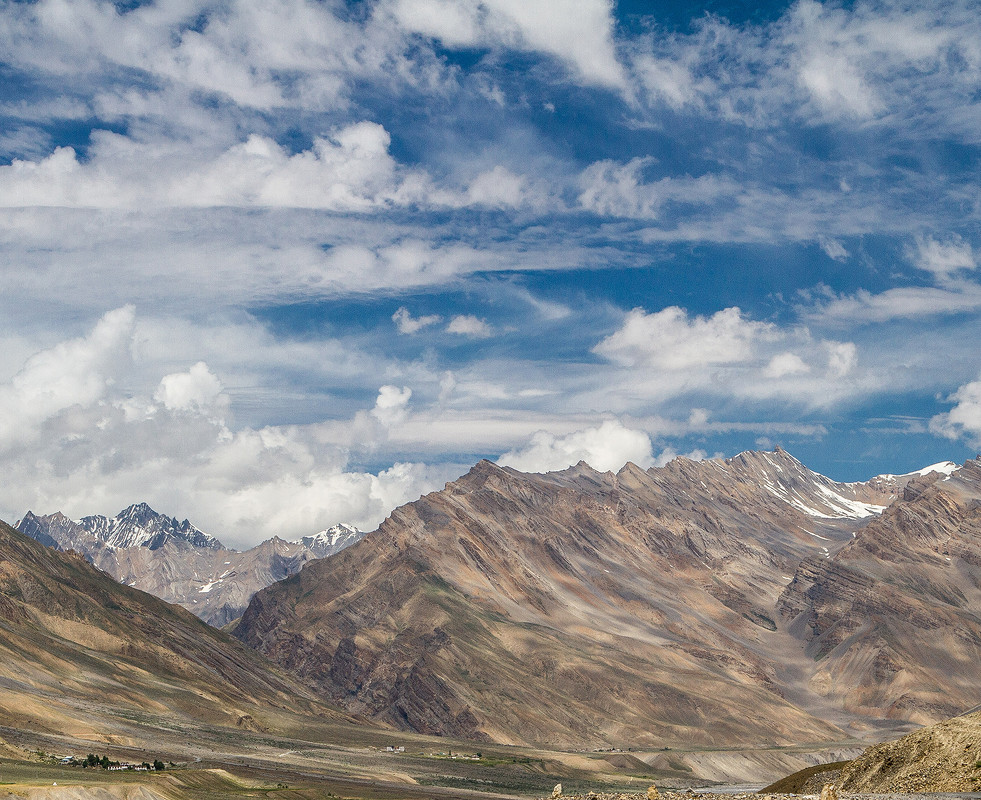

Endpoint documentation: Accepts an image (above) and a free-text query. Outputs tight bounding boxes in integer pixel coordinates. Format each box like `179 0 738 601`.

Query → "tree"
153 761 165 771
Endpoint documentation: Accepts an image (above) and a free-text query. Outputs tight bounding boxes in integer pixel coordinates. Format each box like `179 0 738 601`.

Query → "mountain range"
9 446 981 766
16 504 362 626
234 448 967 748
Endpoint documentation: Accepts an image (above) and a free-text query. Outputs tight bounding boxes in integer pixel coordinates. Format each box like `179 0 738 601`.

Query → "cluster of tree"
83 754 118 769
80 754 165 771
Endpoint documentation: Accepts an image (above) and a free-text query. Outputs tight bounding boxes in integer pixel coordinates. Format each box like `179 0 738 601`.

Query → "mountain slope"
235 449 924 748
779 458 981 724
0 518 339 742
17 507 363 626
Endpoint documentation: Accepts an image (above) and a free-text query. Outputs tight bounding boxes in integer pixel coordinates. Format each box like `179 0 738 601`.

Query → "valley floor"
0 719 889 800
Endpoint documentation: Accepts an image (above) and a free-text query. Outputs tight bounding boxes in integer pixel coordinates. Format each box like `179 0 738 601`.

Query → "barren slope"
779 458 981 724
0 518 340 741
235 449 914 748
838 711 981 792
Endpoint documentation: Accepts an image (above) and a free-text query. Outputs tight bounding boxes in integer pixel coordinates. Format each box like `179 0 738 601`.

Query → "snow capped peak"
294 523 363 557
78 504 222 550
911 461 959 477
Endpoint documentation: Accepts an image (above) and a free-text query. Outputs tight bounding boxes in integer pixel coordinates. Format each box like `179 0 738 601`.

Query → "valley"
5 449 981 798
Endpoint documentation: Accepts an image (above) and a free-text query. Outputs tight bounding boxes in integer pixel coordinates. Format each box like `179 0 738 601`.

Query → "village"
57 754 166 772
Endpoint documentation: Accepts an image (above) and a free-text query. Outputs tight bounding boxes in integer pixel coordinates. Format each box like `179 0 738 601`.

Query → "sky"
1 0 981 548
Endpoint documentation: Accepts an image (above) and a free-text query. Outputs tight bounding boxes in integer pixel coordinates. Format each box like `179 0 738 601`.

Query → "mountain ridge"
235 448 951 748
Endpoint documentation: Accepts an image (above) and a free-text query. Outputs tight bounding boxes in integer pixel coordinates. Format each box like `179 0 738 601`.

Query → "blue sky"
1 0 980 546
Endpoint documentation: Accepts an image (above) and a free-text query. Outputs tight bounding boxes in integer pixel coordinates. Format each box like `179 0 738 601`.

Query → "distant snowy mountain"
16 504 363 627
80 502 222 550
296 523 364 557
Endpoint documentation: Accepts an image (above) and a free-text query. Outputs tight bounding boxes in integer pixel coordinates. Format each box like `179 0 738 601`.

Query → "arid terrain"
234 450 977 747
6 451 981 800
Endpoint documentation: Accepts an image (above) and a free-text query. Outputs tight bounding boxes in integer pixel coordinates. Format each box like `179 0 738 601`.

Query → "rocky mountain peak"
78 503 223 550
295 523 364 558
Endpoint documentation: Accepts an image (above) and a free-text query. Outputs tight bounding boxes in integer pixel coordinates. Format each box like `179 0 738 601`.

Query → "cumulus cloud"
371 385 412 427
0 309 455 546
446 315 494 338
154 362 226 414
393 306 442 334
0 123 444 211
765 352 811 378
586 304 872 410
0 306 135 452
930 376 981 446
497 419 653 473
652 446 713 468
593 306 774 369
466 166 528 208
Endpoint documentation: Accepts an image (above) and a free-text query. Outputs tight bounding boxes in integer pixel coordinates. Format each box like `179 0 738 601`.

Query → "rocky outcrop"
235 449 939 748
838 711 981 792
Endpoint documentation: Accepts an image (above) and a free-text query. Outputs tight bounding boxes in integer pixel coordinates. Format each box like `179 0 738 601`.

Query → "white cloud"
154 362 227 415
393 306 443 334
497 419 653 473
912 235 976 280
0 309 457 546
371 385 412 428
388 0 625 89
805 283 981 324
765 352 811 378
0 0 430 113
930 376 981 446
447 315 494 338
593 306 774 369
0 123 444 211
466 166 528 208
652 446 713 468
0 306 134 452
825 341 857 377
633 54 698 109
578 159 737 220
819 237 849 261
797 50 883 120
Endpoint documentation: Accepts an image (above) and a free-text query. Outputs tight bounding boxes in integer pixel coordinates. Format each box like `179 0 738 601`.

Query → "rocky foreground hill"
234 448 966 748
17 504 362 626
766 707 981 793
837 710 981 792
